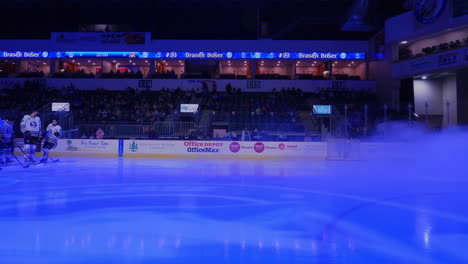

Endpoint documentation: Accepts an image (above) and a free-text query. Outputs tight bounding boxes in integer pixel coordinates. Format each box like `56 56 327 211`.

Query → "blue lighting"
0 51 367 60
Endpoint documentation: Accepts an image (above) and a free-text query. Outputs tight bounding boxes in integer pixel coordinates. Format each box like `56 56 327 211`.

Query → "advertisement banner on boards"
53 139 119 155
124 140 327 158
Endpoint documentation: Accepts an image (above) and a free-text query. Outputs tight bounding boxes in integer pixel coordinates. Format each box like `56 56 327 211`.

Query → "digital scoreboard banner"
1 51 366 60
313 105 332 115
52 102 70 112
180 104 199 113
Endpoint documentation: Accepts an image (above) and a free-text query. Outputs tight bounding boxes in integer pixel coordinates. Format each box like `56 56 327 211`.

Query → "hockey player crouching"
20 111 41 163
41 119 62 163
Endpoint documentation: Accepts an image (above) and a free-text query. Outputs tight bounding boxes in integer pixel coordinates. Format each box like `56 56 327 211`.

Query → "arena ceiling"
0 0 408 40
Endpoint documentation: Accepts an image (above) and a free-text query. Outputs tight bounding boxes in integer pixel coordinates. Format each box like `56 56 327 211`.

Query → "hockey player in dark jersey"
0 117 15 165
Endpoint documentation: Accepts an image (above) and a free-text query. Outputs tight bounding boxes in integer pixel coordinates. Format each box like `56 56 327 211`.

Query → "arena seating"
101 71 144 79
0 79 376 140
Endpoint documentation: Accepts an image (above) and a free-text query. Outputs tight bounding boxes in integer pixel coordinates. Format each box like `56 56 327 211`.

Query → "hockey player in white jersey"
40 119 62 163
20 111 41 163
0 117 15 165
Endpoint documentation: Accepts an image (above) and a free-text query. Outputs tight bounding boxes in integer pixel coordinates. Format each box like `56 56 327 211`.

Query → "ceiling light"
297 61 300 64
351 61 354 64
277 61 280 63
133 63 136 65
113 60 116 63
72 60 75 63
400 41 408 45
348 64 351 67
88 60 91 63
422 76 428 80
93 63 95 65
129 60 132 63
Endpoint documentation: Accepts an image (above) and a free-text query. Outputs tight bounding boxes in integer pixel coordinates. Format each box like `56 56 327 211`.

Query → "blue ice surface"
0 131 468 264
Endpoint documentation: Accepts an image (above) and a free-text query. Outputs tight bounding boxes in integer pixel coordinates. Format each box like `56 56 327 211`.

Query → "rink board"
13 139 408 160
123 140 327 158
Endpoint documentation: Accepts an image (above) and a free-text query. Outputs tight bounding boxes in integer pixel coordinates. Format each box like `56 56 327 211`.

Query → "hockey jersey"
0 120 13 141
45 123 62 143
20 115 41 136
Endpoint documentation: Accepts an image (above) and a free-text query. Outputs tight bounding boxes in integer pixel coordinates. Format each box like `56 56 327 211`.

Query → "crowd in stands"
101 70 143 79
255 74 290 80
219 74 247 79
151 70 178 79
53 69 95 79
296 74 360 80
74 87 197 124
18 71 45 78
312 87 375 104
207 86 307 132
0 79 377 140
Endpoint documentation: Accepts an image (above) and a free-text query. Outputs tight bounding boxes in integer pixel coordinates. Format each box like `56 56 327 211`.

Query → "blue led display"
1 51 366 60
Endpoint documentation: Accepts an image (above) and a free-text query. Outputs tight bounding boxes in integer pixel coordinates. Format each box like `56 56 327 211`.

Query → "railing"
38 103 75 138
77 122 202 139
312 102 452 139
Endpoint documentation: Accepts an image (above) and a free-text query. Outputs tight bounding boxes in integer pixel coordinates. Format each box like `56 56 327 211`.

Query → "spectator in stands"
148 127 157 139
304 134 312 142
241 128 251 141
260 130 268 141
252 128 261 141
188 131 197 140
213 133 224 141
229 131 238 141
96 128 105 139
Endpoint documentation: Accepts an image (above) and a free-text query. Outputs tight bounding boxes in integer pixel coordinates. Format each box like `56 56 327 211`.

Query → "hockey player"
20 111 41 163
0 117 15 165
40 119 62 163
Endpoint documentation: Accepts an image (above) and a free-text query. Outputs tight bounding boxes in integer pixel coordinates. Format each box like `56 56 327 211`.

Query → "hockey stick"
45 155 60 163
1 139 29 168
2 140 29 168
10 151 30 168
14 142 37 165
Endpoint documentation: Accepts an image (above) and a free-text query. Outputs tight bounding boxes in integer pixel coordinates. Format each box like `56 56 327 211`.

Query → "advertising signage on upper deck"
0 51 366 60
0 51 49 58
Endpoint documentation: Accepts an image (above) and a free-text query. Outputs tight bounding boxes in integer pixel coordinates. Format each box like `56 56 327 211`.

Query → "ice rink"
0 152 467 264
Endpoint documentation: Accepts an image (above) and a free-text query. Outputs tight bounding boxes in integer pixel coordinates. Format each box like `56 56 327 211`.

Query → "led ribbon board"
1 51 366 60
